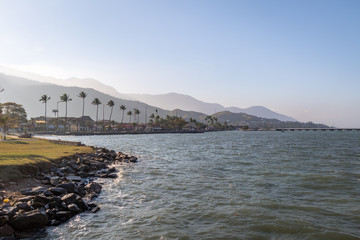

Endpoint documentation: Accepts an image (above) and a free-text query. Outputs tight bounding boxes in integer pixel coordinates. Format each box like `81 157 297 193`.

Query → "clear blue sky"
0 0 359 127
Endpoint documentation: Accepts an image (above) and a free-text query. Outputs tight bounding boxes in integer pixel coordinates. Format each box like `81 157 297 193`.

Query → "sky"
0 0 359 127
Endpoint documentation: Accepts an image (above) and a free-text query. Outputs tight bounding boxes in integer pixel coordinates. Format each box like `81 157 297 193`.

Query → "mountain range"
127 93 297 122
0 72 329 129
0 66 296 122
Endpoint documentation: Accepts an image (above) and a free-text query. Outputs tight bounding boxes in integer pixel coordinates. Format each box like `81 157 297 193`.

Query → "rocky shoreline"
0 147 138 239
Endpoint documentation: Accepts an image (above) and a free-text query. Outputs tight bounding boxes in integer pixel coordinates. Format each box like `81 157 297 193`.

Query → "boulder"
90 206 100 213
61 166 75 174
48 187 67 196
33 195 52 205
0 224 15 237
15 202 31 211
43 190 53 197
50 219 61 226
67 204 80 213
45 201 58 210
75 197 88 211
61 193 78 205
30 201 44 209
9 209 48 230
2 207 18 218
49 177 60 186
16 196 34 202
55 211 73 220
0 215 9 227
0 236 17 240
129 156 138 163
85 182 102 194
45 209 55 220
20 186 46 196
57 182 77 193
66 175 82 182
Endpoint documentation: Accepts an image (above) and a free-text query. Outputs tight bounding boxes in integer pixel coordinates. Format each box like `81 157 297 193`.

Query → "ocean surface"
40 131 360 240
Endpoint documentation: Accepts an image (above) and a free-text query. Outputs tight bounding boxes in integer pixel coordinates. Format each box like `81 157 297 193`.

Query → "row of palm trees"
39 91 146 131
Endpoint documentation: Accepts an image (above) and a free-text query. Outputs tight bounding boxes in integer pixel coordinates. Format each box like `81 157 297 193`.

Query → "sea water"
40 131 360 240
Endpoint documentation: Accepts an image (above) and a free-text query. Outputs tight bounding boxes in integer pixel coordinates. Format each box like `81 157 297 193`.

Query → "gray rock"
2 207 18 218
61 166 75 174
107 173 118 178
30 201 44 209
55 211 73 220
49 177 60 186
45 201 58 210
0 215 9 227
57 182 77 193
129 156 138 163
0 236 17 240
33 195 52 205
9 209 48 230
61 193 78 205
16 202 30 211
50 219 61 226
66 175 82 182
0 224 15 237
90 206 100 213
67 204 80 213
45 209 55 219
55 169 64 177
20 186 46 196
85 182 102 194
86 201 97 208
43 190 53 197
75 197 88 211
48 187 67 196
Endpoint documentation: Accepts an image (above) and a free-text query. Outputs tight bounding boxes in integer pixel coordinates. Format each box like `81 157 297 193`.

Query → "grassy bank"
0 137 94 181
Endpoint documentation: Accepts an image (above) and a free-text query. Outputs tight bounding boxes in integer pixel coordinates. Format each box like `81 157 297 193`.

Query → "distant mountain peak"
129 92 297 122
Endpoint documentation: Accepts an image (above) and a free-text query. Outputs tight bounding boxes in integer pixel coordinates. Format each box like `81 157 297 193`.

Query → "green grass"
0 138 94 181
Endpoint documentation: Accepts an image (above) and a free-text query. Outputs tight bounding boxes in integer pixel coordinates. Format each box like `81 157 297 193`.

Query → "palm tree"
92 98 102 128
39 94 51 130
127 110 132 123
120 105 126 123
134 108 140 124
107 100 115 122
77 91 87 117
52 109 58 118
60 94 72 131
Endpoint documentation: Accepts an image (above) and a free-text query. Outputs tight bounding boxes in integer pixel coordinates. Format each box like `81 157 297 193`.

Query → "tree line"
0 87 232 137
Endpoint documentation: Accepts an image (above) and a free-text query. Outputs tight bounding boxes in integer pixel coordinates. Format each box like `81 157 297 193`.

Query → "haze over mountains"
0 71 330 129
0 73 169 123
0 66 296 122
128 93 297 122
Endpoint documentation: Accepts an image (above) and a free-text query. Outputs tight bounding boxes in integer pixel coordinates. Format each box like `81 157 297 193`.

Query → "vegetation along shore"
0 137 138 239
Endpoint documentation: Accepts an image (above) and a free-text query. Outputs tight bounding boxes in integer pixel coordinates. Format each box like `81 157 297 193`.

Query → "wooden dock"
276 128 360 132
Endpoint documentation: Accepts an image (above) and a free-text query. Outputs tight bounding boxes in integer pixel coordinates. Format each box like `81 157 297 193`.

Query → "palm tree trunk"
121 111 124 123
45 102 47 131
96 105 99 126
109 107 113 130
65 102 68 131
109 107 113 122
82 98 85 117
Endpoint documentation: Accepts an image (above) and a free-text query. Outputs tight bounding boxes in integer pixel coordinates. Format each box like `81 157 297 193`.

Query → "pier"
276 128 360 132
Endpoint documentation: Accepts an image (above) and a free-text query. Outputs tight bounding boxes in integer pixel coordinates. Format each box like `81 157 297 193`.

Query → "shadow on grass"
0 154 52 165
1 140 29 145
0 165 23 182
